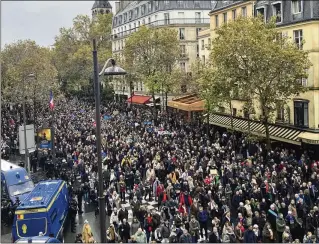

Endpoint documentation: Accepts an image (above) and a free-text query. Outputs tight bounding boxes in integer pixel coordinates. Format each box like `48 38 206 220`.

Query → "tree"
124 26 180 119
207 16 311 149
1 40 58 105
53 13 113 95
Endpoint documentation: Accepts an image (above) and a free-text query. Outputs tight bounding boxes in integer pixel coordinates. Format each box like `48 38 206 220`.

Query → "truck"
12 180 69 243
1 159 35 204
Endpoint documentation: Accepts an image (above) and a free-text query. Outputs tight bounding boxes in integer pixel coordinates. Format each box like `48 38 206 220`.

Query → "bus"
1 159 35 204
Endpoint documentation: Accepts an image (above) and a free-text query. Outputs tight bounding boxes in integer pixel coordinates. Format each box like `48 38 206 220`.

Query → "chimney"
115 1 120 13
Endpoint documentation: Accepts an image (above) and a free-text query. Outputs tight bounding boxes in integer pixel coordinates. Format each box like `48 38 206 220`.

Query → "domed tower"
92 0 112 19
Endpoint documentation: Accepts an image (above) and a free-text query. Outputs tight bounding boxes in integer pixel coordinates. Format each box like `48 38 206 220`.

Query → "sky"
1 1 115 48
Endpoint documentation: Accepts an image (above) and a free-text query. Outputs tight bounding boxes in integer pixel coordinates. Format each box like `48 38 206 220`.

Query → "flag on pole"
49 91 54 110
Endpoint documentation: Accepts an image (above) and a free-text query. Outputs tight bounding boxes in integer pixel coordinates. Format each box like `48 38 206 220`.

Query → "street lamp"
92 40 126 243
23 73 35 172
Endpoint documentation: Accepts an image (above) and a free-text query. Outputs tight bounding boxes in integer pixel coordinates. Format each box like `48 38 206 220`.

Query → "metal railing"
112 18 210 40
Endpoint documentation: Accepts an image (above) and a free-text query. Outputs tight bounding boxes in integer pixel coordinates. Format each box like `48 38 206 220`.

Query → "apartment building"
110 0 214 97
205 0 319 156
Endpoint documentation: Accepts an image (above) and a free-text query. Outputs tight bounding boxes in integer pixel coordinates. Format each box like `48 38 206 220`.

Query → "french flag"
49 91 54 110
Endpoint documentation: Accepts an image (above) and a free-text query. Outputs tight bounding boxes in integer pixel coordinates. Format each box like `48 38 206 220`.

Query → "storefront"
167 94 205 122
299 132 319 159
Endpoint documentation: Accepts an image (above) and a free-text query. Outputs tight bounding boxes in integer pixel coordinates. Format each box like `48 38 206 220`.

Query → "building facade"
205 0 319 154
110 0 215 96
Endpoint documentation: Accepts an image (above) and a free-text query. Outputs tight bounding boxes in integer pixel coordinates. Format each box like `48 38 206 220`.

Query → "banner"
37 128 52 149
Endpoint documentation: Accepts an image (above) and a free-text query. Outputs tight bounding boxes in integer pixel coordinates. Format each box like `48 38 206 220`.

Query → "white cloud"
2 1 115 48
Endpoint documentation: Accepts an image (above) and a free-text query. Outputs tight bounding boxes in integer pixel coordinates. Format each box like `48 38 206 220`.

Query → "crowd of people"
2 97 319 243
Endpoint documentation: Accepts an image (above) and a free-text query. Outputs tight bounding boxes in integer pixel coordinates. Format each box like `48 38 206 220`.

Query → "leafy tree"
124 26 180 118
53 13 113 95
1 40 58 105
206 16 311 149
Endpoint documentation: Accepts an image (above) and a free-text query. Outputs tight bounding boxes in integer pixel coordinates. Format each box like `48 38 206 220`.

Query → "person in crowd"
82 220 94 243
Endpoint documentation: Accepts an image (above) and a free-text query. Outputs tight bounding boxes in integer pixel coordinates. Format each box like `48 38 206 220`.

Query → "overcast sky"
2 1 115 48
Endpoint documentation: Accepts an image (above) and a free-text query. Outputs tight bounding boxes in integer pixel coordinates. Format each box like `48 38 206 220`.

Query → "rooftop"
92 0 112 10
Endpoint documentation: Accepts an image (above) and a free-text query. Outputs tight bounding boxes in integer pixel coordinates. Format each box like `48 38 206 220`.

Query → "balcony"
112 18 210 40
179 53 189 60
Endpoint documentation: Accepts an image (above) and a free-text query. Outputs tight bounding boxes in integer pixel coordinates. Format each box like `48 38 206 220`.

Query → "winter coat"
197 210 209 223
133 231 147 243
189 219 200 236
82 223 93 243
244 230 257 243
276 217 286 233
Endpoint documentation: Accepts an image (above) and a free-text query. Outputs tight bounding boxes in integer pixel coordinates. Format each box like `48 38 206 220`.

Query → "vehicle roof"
2 168 30 186
17 180 65 210
1 159 20 171
15 236 59 243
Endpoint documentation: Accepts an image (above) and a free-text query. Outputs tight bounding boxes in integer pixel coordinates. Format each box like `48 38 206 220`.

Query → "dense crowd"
2 97 319 243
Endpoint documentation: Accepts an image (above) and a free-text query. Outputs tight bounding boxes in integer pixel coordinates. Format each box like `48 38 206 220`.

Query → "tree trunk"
206 112 210 136
264 118 271 150
152 92 157 123
229 101 234 131
165 91 168 111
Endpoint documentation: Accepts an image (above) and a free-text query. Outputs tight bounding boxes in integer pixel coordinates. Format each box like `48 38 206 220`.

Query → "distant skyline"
2 1 115 48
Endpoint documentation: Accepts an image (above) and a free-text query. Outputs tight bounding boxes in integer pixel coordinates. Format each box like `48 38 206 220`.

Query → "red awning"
127 95 152 104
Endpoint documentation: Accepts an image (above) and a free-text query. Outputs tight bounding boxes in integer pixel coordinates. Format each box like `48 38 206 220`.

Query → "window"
141 5 146 15
256 7 266 21
155 1 159 10
202 55 206 65
196 28 201 37
135 8 139 17
148 17 151 23
223 13 228 24
293 29 303 49
215 15 219 27
148 2 152 12
164 13 170 24
241 6 247 17
142 19 145 25
232 108 237 117
119 15 123 24
195 12 201 23
196 44 199 53
124 13 127 22
194 0 200 8
164 0 170 7
180 62 186 73
297 77 308 87
232 9 237 20
179 28 185 40
272 2 282 23
177 0 184 7
208 38 211 49
134 23 136 30
201 40 205 50
292 0 302 14
294 101 308 127
276 103 285 121
155 15 158 21
178 12 185 19
180 45 186 55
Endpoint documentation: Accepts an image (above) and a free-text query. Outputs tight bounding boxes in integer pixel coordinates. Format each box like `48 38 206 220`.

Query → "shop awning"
298 132 319 145
127 95 151 104
168 94 205 112
207 113 303 145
